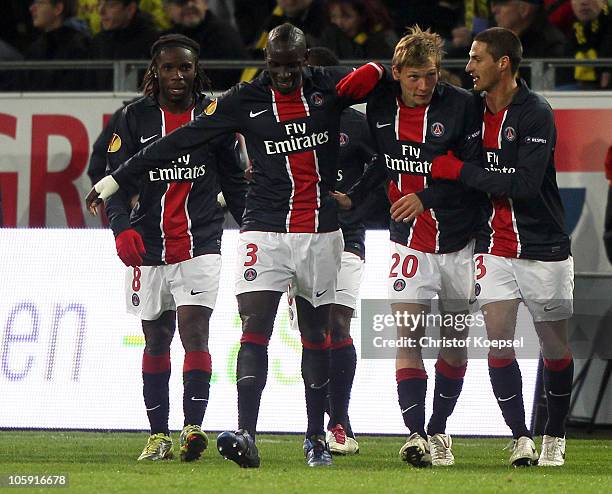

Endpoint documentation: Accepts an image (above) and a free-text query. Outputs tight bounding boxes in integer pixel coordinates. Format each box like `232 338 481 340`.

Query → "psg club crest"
393 279 406 292
244 268 257 281
339 132 349 147
430 122 445 137
131 293 140 306
310 92 324 106
474 283 481 297
503 126 516 142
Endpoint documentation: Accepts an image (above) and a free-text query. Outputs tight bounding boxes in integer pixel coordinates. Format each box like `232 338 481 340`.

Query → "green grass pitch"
0 432 610 493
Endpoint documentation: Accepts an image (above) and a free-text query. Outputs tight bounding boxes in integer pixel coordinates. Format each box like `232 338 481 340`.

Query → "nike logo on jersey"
316 290 328 297
249 109 268 118
376 122 391 128
497 394 517 402
191 397 209 401
543 305 561 312
190 289 206 295
140 134 158 144
401 404 418 413
146 404 161 411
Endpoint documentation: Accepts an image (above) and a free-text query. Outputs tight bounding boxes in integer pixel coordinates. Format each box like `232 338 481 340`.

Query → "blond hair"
392 25 444 70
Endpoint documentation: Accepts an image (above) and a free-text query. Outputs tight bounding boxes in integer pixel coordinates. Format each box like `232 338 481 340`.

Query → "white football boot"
538 435 566 466
429 433 455 466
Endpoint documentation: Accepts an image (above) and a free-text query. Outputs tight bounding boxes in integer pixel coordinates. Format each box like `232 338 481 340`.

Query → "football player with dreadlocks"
99 34 246 462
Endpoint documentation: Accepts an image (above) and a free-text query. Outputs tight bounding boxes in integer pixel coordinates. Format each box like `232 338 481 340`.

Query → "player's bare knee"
330 306 352 342
397 347 423 366
240 311 274 337
439 350 468 368
144 337 172 355
487 348 515 361
299 317 327 343
181 333 209 353
142 319 174 354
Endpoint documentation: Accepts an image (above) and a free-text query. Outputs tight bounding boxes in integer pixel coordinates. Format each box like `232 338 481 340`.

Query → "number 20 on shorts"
389 253 418 278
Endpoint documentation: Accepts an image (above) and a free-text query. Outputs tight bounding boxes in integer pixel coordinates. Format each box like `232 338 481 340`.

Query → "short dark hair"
474 27 523 74
268 23 307 52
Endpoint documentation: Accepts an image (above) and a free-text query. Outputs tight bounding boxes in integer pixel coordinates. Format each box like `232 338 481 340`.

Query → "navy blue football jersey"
349 78 483 253
111 66 356 234
459 81 570 261
105 95 246 265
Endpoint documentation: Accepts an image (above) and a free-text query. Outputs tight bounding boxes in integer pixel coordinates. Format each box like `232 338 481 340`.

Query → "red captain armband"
431 152 464 181
336 62 384 99
387 180 403 203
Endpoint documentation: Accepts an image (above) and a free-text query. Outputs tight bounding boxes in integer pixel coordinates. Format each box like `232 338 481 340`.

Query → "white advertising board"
0 229 537 435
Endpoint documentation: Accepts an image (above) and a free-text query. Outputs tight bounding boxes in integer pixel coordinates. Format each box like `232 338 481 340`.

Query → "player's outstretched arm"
431 103 555 200
110 92 241 194
85 175 119 216
336 62 384 99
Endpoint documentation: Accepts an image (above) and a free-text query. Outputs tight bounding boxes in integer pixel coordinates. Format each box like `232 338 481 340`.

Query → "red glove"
336 62 384 99
431 152 464 181
115 229 145 267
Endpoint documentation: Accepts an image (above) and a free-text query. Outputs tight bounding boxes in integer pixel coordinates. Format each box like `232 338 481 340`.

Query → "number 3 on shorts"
244 243 258 267
475 255 486 280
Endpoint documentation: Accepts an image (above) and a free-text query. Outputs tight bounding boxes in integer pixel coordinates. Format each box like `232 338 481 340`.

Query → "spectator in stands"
447 0 493 58
492 0 568 57
491 0 569 84
26 0 92 91
569 0 611 89
234 0 276 45
162 0 249 89
381 1 464 40
207 0 237 30
80 0 171 34
91 1 159 89
240 0 330 81
545 0 575 34
320 0 398 59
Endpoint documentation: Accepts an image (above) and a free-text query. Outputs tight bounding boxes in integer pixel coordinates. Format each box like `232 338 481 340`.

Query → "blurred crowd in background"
0 0 610 91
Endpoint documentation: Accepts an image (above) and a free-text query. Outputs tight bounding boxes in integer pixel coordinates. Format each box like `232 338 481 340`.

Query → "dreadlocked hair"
140 34 212 97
